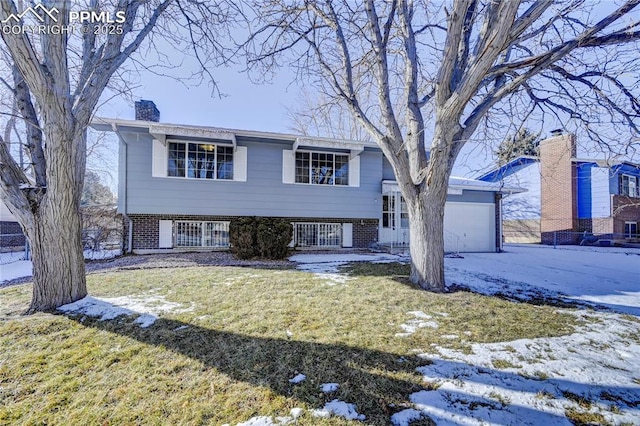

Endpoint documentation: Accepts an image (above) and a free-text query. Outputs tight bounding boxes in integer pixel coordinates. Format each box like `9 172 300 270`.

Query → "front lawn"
0 264 588 425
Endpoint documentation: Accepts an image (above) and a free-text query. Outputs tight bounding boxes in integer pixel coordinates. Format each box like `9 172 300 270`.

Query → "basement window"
293 223 342 247
174 221 230 248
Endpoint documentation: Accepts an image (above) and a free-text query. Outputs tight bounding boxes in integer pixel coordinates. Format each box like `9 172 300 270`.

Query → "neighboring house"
479 131 640 244
0 200 26 251
92 101 518 254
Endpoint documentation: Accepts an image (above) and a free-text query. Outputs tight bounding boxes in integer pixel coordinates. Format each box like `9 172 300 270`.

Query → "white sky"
98 63 301 133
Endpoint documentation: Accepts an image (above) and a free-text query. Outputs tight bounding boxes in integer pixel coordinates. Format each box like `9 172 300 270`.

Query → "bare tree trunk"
405 186 447 292
26 201 86 313
24 127 87 313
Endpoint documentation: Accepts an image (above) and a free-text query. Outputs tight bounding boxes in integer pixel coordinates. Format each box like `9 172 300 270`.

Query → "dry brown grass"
0 263 578 425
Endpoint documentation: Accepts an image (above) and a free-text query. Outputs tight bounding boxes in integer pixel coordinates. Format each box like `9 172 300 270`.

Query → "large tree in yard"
0 0 234 313
246 0 640 291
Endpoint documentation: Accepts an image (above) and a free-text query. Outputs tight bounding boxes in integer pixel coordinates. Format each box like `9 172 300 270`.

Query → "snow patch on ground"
1 249 121 284
312 400 366 421
0 260 32 285
288 373 306 384
445 244 640 316
396 311 439 337
321 383 340 393
235 416 292 426
392 311 640 426
231 408 302 426
293 247 640 425
57 294 193 328
291 253 405 285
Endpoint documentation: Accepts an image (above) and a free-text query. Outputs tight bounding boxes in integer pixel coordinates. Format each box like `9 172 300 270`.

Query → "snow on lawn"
0 260 32 285
321 383 340 393
395 311 439 337
291 252 406 285
445 244 640 316
0 249 121 285
392 310 640 426
293 244 640 315
58 294 193 328
312 400 366 421
288 373 306 384
292 246 640 425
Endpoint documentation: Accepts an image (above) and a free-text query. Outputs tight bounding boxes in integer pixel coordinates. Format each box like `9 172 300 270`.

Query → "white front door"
380 193 409 244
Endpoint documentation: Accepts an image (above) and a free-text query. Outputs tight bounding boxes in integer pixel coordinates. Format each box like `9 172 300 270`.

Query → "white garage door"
444 202 496 252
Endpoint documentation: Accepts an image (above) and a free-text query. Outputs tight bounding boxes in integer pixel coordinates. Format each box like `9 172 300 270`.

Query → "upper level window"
620 174 639 197
295 151 349 185
168 142 233 180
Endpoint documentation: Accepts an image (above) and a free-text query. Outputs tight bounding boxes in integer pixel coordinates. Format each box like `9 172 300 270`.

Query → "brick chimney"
135 100 160 122
540 132 577 243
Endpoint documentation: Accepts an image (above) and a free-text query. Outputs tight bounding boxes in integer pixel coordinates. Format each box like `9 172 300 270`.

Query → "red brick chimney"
540 131 577 243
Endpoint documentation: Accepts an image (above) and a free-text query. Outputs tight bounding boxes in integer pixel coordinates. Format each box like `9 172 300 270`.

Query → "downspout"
112 123 133 254
498 193 503 252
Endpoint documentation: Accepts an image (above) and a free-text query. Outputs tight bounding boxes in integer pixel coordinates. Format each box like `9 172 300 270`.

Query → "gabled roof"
478 155 640 182
477 156 538 182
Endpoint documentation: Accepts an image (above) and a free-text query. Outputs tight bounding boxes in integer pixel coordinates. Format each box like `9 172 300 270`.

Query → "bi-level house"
479 131 640 244
93 101 517 254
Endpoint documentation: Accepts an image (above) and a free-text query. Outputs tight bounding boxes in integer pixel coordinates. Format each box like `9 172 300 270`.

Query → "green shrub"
229 217 257 259
229 217 292 260
256 218 293 260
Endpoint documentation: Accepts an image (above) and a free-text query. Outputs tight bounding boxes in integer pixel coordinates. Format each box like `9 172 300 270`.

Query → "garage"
380 177 516 253
444 202 496 252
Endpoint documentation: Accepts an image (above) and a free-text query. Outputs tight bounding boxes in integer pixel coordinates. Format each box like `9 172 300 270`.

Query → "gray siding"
124 133 382 219
382 157 395 180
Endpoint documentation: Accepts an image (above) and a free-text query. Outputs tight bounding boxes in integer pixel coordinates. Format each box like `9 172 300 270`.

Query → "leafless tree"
0 0 237 313
286 88 372 141
245 0 640 291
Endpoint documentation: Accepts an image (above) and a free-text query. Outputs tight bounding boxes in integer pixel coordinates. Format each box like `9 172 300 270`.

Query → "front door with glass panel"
380 193 410 245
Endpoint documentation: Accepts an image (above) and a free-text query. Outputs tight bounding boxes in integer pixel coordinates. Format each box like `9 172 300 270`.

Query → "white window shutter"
152 139 167 177
158 220 173 248
342 223 353 248
348 155 360 187
282 150 295 184
233 146 248 182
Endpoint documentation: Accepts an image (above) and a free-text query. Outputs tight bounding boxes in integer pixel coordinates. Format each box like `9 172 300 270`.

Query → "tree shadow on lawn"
61 312 605 425
343 261 639 316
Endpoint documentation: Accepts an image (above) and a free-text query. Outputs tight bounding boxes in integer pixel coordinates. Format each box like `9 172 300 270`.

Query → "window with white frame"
174 221 230 247
293 223 342 247
295 151 349 185
382 195 395 229
620 174 639 197
168 142 233 180
625 221 638 238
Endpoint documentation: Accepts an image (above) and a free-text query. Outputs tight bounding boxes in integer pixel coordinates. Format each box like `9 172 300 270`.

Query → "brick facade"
126 214 379 252
540 133 577 244
612 195 640 236
134 100 160 122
